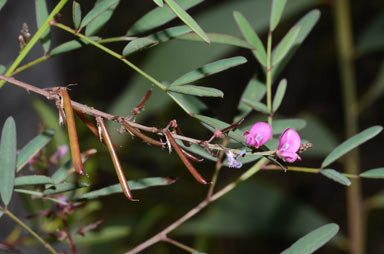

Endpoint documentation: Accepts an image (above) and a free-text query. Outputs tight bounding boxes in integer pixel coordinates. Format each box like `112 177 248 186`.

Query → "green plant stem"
0 206 57 254
207 138 229 198
125 158 267 254
0 0 69 88
333 1 364 254
263 165 358 179
53 22 167 91
266 31 273 126
98 36 136 44
13 55 49 75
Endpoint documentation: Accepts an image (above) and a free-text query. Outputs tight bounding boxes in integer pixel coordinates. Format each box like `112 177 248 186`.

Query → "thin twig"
0 206 57 254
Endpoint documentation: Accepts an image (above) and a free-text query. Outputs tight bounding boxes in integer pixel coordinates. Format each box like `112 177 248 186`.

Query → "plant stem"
52 22 167 91
125 158 267 254
207 138 228 198
266 31 273 126
162 237 199 253
333 1 364 254
263 165 359 179
0 0 69 88
13 55 49 75
0 206 57 254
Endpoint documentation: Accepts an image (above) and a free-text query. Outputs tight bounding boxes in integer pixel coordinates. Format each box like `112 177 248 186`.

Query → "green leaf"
272 10 320 80
320 169 351 186
153 0 163 7
0 64 5 74
15 175 53 186
72 1 82 29
233 11 267 66
51 160 72 184
235 76 266 121
35 0 50 52
167 92 208 115
75 226 130 245
0 0 7 11
272 79 287 112
322 126 383 168
44 182 88 195
16 129 55 171
50 37 100 56
171 56 247 86
360 168 384 179
162 0 209 43
357 11 384 55
84 0 120 36
0 117 16 206
241 98 269 114
179 33 253 49
127 0 203 35
270 0 287 32
194 115 245 144
168 85 223 98
14 189 69 205
272 25 300 66
76 177 175 200
272 118 306 134
281 223 339 254
123 26 192 56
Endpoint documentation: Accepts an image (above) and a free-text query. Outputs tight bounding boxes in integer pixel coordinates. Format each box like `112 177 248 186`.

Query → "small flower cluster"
244 122 302 163
225 122 303 168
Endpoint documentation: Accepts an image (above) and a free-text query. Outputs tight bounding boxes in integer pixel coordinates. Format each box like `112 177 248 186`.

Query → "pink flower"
276 128 301 163
244 122 272 148
50 145 68 164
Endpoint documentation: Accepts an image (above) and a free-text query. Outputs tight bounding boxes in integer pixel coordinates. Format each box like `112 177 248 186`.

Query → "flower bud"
243 122 272 148
276 128 301 163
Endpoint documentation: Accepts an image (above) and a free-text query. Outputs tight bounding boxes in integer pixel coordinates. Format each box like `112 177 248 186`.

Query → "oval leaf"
171 56 247 86
272 25 300 66
281 223 339 254
270 0 287 32
127 0 203 35
123 26 191 56
167 91 207 115
44 182 89 195
84 0 120 36
0 117 17 206
76 177 175 200
16 129 55 171
272 79 287 112
153 0 163 7
163 0 209 43
272 10 320 80
360 168 384 179
322 126 383 168
194 114 245 144
235 76 266 121
241 98 269 114
72 0 82 29
320 169 351 186
35 0 51 52
167 85 223 98
50 37 100 56
179 33 253 49
15 175 53 186
233 11 267 66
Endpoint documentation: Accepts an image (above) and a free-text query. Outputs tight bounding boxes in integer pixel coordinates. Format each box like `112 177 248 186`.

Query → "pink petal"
278 128 301 152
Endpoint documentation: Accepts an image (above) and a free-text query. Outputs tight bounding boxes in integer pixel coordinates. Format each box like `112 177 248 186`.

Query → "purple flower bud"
276 128 301 163
244 122 272 148
50 145 68 164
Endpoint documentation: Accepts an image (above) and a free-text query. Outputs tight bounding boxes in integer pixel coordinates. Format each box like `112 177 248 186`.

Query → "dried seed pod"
59 88 84 175
121 120 164 147
97 117 135 201
164 130 207 184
